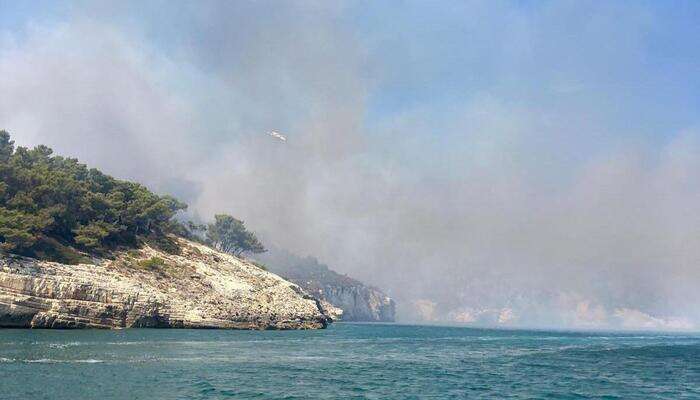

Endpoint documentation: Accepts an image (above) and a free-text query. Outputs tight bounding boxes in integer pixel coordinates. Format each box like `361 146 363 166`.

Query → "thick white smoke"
2 1 699 330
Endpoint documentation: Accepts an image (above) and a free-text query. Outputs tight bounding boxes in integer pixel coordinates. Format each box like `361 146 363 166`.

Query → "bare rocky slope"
257 250 396 322
0 239 332 329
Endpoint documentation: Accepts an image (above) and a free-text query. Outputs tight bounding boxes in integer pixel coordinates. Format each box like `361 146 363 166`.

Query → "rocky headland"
258 251 396 322
0 239 332 330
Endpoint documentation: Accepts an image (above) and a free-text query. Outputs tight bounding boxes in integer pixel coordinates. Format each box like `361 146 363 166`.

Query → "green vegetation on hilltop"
0 131 265 263
0 131 186 262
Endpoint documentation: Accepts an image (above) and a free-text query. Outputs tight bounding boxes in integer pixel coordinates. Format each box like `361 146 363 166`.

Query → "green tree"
0 131 188 260
0 131 14 162
206 214 266 257
73 220 120 249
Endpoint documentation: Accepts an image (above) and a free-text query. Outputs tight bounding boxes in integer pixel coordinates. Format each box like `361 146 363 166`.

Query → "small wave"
47 342 85 349
105 341 145 346
561 343 700 359
23 358 104 364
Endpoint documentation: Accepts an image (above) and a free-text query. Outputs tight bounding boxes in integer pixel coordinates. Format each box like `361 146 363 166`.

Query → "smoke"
2 1 700 330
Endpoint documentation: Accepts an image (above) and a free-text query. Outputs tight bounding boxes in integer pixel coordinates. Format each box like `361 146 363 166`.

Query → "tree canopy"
0 131 186 261
0 131 268 263
206 214 266 257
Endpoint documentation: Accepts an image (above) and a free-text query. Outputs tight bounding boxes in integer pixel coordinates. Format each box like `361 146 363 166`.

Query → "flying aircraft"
268 131 287 142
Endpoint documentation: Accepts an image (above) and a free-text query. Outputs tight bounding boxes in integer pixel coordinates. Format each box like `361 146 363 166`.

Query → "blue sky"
2 1 700 328
3 0 699 144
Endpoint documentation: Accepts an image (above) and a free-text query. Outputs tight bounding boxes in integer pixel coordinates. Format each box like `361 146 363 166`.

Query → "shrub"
250 260 268 271
137 256 166 271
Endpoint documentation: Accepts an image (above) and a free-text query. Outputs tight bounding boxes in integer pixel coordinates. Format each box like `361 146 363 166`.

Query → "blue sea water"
0 323 698 399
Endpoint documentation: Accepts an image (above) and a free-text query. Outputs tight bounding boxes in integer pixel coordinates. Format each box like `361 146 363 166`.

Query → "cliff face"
258 251 396 322
0 239 331 330
301 281 396 322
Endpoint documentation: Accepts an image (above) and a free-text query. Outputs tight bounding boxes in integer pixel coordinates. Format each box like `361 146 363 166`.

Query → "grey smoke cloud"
1 1 699 330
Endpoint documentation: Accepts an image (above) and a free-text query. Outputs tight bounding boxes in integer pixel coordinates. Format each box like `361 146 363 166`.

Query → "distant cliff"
257 250 396 322
0 239 331 329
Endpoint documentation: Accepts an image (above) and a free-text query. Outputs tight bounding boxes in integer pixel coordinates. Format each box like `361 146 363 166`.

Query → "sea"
1 323 698 399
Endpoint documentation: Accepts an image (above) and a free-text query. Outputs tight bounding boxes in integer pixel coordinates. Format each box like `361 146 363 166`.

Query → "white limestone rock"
0 239 331 330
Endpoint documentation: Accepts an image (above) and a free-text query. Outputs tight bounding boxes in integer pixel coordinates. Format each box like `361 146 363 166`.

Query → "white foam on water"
23 358 104 364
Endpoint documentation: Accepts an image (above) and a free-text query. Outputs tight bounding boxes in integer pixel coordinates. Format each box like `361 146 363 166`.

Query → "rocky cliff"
301 280 396 322
0 239 331 329
258 251 396 322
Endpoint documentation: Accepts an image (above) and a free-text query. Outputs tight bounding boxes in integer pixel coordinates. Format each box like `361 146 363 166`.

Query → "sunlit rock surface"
0 239 331 330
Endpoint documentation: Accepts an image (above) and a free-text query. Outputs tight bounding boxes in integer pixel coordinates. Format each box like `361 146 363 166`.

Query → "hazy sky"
2 1 700 330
